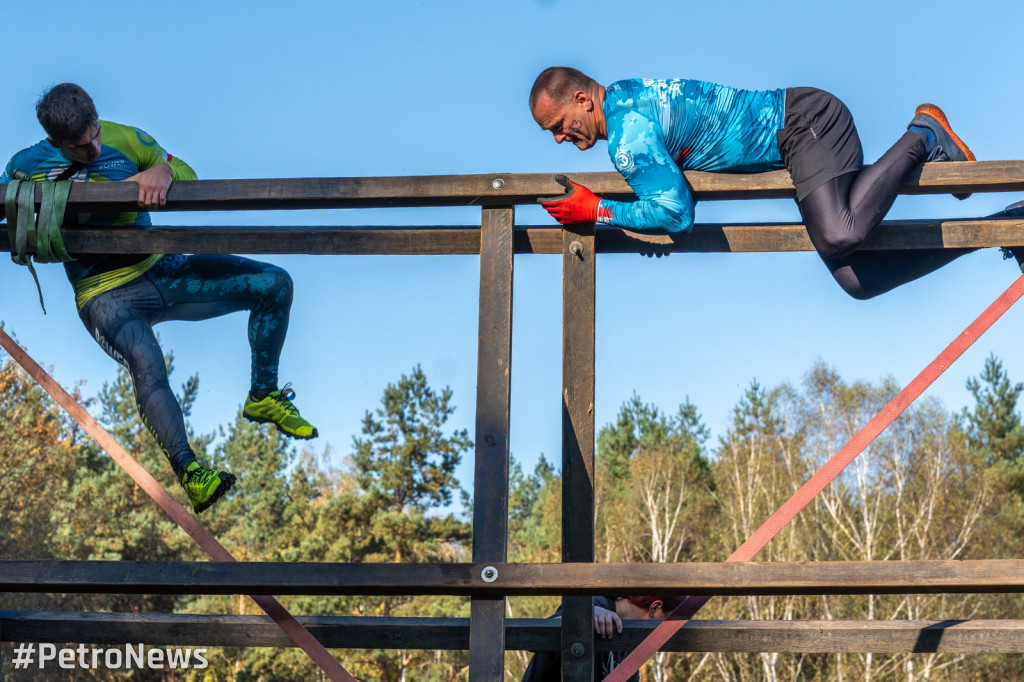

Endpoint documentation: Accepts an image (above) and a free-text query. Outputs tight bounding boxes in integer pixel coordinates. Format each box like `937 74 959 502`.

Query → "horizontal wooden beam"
5 560 1024 596
1 217 1021 256
4 611 1024 653
1 161 1020 213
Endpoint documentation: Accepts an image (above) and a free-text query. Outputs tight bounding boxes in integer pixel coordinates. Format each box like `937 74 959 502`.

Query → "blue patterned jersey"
597 79 785 233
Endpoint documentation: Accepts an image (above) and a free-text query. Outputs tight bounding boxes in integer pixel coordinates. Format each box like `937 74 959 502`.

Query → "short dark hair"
529 66 600 111
36 83 98 143
624 595 687 614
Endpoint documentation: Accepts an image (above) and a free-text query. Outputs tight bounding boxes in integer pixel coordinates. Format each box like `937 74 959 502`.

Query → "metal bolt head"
481 566 498 583
570 642 586 657
491 178 505 190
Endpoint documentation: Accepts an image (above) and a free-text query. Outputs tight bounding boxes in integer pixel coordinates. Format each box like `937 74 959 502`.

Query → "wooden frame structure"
3 163 1024 680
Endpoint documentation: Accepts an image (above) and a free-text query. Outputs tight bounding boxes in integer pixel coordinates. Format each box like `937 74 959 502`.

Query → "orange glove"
539 174 600 224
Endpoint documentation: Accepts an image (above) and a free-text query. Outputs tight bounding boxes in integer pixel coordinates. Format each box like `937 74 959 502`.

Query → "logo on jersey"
46 166 88 182
614 150 636 175
135 129 158 147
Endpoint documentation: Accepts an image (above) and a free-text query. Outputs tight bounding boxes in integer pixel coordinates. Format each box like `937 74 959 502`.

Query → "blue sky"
2 0 1023 500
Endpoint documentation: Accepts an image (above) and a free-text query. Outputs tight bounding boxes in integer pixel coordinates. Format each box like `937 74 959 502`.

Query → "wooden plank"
469 206 515 681
10 560 1024 596
561 223 597 682
1 161 1021 214
6 612 1024 653
593 217 1024 254
36 225 486 255
1 217 1021 257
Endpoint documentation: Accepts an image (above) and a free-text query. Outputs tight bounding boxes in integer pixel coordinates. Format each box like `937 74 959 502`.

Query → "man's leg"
783 87 978 299
818 245 975 300
799 133 928 260
79 279 235 513
798 155 974 299
146 254 317 439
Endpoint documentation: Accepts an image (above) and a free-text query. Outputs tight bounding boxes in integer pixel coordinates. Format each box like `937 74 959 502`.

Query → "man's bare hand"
593 605 623 639
124 162 173 210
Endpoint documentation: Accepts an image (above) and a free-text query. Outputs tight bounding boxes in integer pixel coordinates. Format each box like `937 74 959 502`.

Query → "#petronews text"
11 642 209 670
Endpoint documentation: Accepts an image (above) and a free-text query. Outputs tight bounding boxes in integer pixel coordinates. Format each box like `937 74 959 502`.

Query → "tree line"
2 342 1023 681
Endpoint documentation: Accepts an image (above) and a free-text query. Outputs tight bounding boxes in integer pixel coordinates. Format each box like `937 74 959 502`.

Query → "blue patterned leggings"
78 254 293 476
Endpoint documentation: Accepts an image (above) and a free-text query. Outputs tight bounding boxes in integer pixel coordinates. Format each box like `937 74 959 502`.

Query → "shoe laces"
926 146 950 163
184 465 215 487
271 382 299 413
279 382 296 400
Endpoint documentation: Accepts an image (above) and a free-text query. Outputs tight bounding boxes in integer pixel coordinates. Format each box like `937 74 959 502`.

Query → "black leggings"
78 254 293 476
798 131 974 299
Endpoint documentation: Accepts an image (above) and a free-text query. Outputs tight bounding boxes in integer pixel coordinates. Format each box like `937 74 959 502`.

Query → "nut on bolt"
570 642 586 657
569 240 584 257
481 565 498 583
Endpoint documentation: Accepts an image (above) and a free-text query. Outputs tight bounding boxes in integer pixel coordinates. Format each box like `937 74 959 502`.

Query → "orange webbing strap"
0 327 357 682
605 273 1024 682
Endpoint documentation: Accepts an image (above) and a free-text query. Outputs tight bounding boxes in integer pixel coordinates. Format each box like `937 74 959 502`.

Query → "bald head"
529 66 601 111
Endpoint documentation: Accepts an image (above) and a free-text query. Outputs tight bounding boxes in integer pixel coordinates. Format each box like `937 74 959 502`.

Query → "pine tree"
350 364 471 564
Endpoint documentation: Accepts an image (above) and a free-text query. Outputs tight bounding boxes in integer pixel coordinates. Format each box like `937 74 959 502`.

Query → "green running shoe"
180 462 236 514
243 383 319 439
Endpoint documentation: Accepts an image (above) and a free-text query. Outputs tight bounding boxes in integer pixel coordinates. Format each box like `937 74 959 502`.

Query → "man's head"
36 83 102 164
530 66 606 150
616 595 687 620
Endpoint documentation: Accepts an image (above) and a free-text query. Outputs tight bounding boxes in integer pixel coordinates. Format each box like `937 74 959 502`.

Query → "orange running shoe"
908 103 976 199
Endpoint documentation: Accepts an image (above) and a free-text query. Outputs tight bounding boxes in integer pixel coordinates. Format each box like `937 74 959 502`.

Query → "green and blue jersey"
597 78 786 233
2 120 196 305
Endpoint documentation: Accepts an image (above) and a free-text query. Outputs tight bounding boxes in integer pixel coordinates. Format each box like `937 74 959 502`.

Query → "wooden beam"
469 206 515 680
1 161 1021 214
6 612 1024 653
8 560 1024 596
2 217 1021 257
561 223 597 682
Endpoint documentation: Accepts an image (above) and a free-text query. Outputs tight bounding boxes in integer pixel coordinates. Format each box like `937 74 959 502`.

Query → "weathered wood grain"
5 612 1024 653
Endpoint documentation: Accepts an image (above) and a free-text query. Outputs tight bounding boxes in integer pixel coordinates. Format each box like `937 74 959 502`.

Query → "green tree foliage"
962 354 1024 466
505 455 561 676
188 365 473 681
0 349 82 619
341 365 472 681
351 364 471 564
960 354 1024 554
10 337 1024 681
956 356 1024 680
49 350 206 617
596 394 718 566
508 454 559 564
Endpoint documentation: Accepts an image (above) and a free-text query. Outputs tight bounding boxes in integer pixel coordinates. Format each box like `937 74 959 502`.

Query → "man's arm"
539 111 695 233
599 109 695 234
121 126 197 210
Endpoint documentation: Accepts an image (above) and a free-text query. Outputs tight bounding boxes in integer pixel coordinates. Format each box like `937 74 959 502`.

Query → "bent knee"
267 264 293 292
255 264 294 303
813 229 866 260
840 284 875 301
831 270 876 301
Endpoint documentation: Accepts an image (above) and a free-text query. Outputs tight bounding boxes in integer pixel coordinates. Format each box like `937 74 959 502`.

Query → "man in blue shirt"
530 67 1011 299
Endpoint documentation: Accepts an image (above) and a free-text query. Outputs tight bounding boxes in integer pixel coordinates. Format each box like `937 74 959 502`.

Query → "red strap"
0 327 357 682
605 274 1024 682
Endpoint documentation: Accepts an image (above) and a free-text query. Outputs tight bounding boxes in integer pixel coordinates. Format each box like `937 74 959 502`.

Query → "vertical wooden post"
561 223 596 681
469 206 515 681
